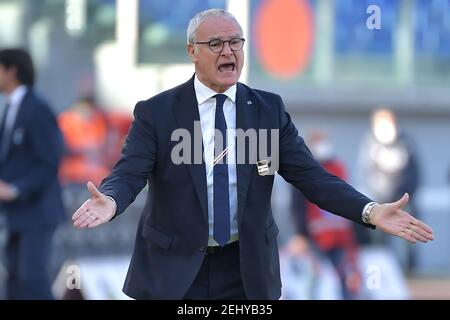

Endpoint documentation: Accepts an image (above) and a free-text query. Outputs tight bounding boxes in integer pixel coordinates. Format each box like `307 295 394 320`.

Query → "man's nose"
221 42 233 56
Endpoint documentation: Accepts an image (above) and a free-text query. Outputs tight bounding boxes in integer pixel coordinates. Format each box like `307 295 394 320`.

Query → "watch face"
363 214 370 224
363 203 376 224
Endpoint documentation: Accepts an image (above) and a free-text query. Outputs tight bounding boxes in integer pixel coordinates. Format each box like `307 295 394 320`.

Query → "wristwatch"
362 202 377 224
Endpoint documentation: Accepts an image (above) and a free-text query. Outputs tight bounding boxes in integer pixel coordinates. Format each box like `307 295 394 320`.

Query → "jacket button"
199 246 205 252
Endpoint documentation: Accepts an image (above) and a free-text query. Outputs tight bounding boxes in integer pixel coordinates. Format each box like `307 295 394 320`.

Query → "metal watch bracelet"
362 202 377 224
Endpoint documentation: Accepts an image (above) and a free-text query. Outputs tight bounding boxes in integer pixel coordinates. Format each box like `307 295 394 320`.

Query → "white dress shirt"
194 75 238 246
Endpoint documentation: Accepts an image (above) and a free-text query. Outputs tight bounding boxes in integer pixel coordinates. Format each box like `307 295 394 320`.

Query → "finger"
74 212 94 228
87 218 104 228
409 223 434 241
87 181 103 199
398 231 416 244
73 215 90 228
78 214 97 229
405 228 428 243
394 193 409 209
72 200 91 221
411 219 434 239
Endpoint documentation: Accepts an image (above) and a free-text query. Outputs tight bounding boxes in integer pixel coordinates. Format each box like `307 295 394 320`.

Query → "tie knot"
214 94 227 108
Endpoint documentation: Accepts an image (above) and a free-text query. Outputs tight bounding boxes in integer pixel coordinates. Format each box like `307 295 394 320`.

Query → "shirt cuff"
105 196 118 216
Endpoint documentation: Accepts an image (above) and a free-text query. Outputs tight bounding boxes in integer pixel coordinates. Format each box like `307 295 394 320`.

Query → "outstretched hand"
370 193 434 244
72 181 116 229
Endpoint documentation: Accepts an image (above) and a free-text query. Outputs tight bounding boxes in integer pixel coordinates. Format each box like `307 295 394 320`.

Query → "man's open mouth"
218 63 235 72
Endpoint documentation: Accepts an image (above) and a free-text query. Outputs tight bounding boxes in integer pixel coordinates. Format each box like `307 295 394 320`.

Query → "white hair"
186 8 243 44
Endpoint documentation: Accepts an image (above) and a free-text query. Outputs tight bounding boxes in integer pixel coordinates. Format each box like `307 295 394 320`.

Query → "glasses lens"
209 39 223 52
230 38 243 51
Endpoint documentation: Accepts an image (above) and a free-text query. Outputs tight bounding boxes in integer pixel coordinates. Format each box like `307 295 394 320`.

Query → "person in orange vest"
290 130 362 299
102 111 133 171
58 96 111 186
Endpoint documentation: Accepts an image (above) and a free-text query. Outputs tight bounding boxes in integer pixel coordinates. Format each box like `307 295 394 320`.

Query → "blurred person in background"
58 95 112 187
358 108 420 271
289 130 361 299
58 95 132 215
0 48 65 299
71 9 433 300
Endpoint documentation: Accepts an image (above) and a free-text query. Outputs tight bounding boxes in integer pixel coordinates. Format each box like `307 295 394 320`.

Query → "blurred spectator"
357 108 420 271
0 48 66 299
358 108 420 205
289 130 362 299
104 111 133 169
58 96 111 187
58 95 132 218
58 96 132 187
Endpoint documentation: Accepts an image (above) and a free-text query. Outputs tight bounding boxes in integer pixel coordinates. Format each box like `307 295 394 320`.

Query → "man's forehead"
197 16 242 37
206 33 242 40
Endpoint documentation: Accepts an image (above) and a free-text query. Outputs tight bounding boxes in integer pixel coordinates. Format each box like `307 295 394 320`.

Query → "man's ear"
187 44 197 63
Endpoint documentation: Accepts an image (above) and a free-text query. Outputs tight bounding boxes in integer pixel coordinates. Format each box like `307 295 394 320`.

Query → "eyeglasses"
193 38 245 53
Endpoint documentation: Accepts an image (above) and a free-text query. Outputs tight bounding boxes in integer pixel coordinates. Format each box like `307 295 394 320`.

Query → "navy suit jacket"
101 76 373 299
0 89 66 231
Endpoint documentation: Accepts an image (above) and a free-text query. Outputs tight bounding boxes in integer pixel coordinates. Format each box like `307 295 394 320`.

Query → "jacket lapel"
172 77 209 221
236 83 259 225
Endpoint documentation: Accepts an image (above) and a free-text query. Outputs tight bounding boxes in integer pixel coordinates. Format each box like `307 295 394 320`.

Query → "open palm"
72 181 116 228
371 193 434 244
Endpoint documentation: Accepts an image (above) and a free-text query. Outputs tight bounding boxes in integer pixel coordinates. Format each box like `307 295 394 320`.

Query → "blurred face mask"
311 140 333 162
372 109 398 145
373 118 397 145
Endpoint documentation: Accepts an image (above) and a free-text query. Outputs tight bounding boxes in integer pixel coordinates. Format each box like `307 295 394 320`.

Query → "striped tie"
213 94 230 247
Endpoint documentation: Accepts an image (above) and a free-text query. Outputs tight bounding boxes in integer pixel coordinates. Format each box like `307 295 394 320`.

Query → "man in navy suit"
0 49 66 299
73 9 433 300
